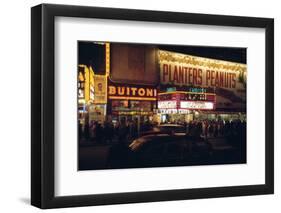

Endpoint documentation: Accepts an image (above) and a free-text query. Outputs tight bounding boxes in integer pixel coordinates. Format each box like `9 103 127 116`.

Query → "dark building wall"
110 43 158 85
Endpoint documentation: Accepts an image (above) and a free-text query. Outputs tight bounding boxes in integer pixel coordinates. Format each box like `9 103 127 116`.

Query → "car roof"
158 124 184 127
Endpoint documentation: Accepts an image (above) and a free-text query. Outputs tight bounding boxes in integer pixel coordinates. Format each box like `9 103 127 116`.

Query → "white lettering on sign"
158 109 178 114
158 109 190 114
158 101 177 109
180 101 214 110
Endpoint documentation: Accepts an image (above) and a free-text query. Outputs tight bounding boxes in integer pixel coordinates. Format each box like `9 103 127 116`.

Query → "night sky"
78 41 247 71
78 42 106 75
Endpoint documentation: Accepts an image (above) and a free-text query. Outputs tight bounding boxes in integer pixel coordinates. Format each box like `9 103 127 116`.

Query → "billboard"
94 74 107 104
158 50 247 111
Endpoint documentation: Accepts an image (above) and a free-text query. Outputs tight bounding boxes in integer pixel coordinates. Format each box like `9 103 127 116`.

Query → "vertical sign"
105 42 110 76
94 74 107 104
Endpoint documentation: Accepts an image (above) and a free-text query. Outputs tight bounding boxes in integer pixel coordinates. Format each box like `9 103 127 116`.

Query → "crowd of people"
184 119 246 139
79 117 246 146
79 118 154 145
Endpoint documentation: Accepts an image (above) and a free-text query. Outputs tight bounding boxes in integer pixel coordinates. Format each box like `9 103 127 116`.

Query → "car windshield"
129 134 170 151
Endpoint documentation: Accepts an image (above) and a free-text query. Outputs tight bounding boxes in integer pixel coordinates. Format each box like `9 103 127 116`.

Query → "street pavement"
79 144 111 170
78 136 245 170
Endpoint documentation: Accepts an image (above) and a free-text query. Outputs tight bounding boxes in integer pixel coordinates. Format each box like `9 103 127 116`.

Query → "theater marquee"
180 101 214 110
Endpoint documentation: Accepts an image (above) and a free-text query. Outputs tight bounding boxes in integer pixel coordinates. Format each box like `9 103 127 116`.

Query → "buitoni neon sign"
108 84 157 101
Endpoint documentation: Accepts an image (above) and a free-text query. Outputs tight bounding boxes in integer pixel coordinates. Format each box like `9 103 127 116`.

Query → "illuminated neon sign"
158 101 177 109
108 83 157 101
180 101 214 110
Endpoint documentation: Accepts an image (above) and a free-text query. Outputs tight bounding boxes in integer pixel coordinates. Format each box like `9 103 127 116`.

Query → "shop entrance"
159 113 193 124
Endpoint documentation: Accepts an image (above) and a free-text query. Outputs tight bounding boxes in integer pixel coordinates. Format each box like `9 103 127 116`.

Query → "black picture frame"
31 3 274 209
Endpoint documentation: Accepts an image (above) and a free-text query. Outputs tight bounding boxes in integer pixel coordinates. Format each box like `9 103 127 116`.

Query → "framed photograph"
31 4 274 209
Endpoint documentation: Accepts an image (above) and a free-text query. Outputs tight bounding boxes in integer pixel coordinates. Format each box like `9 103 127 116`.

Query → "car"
139 124 186 137
107 124 212 169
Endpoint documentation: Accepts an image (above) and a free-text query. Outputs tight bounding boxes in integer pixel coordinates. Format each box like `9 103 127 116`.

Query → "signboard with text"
158 101 177 109
158 50 247 111
94 75 107 104
180 101 214 110
108 80 157 101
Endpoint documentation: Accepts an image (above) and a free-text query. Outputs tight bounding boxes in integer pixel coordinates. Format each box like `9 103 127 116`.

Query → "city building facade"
78 43 247 129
